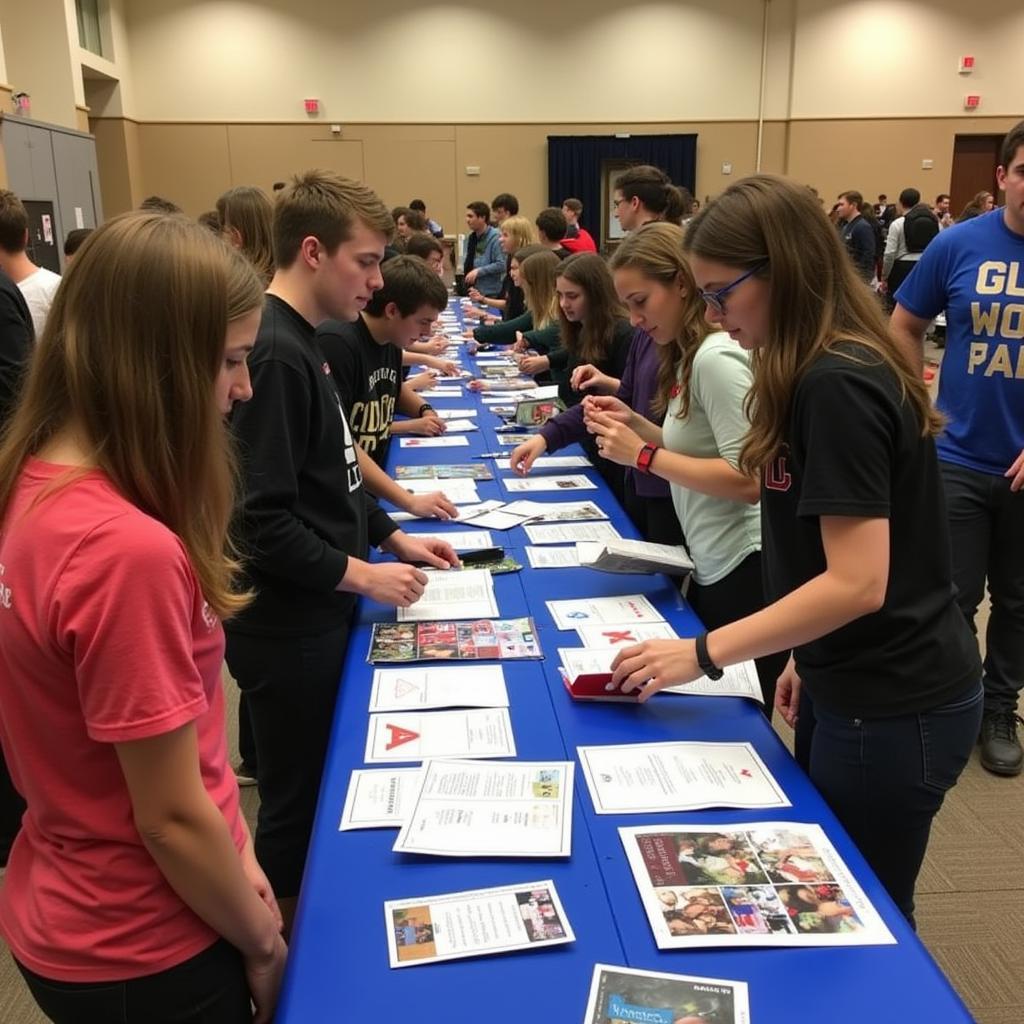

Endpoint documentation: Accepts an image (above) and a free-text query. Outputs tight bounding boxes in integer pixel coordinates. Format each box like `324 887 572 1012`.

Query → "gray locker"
0 117 103 270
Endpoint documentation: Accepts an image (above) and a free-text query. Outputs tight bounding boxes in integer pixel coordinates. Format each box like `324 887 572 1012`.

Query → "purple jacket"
539 328 669 498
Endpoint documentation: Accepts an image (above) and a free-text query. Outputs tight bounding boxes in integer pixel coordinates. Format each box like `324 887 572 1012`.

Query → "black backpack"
904 205 939 254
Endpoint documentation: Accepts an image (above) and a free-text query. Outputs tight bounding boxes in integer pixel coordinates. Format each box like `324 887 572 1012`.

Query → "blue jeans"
15 939 251 1024
797 682 983 923
940 461 1024 714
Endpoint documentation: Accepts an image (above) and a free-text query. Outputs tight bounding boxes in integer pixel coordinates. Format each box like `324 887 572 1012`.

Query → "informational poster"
525 522 621 545
546 594 664 631
364 708 516 764
583 964 750 1024
392 759 574 857
396 568 499 622
368 664 509 712
577 741 790 814
385 880 574 968
526 546 581 569
502 475 597 493
620 822 897 948
338 768 422 830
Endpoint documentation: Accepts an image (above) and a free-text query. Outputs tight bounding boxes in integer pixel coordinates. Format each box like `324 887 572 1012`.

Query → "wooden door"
950 134 1002 216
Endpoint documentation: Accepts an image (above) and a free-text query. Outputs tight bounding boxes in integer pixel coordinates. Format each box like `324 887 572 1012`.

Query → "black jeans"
225 622 351 898
14 939 251 1024
797 682 982 923
941 461 1024 715
687 551 788 713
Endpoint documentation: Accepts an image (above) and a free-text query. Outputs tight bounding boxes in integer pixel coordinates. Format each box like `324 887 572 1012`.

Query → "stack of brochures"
577 538 694 576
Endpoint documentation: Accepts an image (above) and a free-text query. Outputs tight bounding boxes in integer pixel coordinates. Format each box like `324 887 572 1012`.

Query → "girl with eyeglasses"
610 175 982 926
581 223 786 708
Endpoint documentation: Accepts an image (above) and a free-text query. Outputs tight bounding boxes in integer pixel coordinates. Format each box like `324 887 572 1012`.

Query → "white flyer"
385 879 574 968
499 455 591 471
520 385 561 399
369 664 509 711
664 659 766 703
365 708 516 763
546 594 664 630
435 408 478 419
526 546 581 569
502 474 597 493
438 418 478 433
583 964 750 1024
508 500 609 523
338 768 422 830
577 741 790 814
401 478 480 505
525 521 622 545
397 568 499 622
576 621 680 646
392 759 574 857
415 387 463 398
399 435 469 449
405 529 495 550
620 821 897 948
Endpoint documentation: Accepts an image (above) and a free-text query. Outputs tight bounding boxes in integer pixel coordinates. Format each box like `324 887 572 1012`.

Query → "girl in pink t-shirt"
0 213 286 1023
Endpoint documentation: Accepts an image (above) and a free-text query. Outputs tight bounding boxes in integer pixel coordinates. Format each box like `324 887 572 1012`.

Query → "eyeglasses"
699 260 768 315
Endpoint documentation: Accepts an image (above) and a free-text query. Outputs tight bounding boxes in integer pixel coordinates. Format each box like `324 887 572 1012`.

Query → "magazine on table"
620 821 897 948
367 617 543 663
582 964 750 1024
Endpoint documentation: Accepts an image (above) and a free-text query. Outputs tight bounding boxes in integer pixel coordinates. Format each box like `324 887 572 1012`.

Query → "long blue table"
276 302 971 1022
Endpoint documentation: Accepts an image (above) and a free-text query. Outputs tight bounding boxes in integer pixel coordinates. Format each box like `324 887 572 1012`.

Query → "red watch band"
636 443 659 475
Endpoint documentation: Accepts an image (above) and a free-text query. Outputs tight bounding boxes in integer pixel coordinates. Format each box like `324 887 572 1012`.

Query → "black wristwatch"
417 403 434 417
695 631 724 680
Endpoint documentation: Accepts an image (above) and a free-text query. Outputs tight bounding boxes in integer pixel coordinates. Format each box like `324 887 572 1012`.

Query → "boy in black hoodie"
227 171 458 934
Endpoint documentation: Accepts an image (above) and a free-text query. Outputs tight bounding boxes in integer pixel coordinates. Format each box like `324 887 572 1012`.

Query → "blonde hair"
499 215 537 253
609 222 710 419
684 174 942 475
217 185 275 285
0 213 265 618
519 250 561 329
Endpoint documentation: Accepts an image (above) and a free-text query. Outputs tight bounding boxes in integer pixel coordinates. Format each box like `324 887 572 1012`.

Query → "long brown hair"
217 185 275 285
684 174 942 475
609 222 710 420
556 253 628 364
0 213 265 618
519 250 561 328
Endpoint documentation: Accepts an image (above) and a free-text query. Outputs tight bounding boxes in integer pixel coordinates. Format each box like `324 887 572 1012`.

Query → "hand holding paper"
612 638 702 702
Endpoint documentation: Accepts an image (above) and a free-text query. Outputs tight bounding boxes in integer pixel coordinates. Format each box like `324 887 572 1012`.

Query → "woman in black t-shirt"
610 174 982 925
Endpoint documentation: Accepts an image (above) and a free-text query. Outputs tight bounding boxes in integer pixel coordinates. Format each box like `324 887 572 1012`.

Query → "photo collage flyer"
368 617 543 663
394 463 494 481
620 822 896 948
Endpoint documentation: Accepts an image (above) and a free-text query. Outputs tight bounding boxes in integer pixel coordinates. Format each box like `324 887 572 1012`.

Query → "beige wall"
791 0 1024 119
91 118 794 222
124 0 794 123
0 0 79 128
789 116 1024 208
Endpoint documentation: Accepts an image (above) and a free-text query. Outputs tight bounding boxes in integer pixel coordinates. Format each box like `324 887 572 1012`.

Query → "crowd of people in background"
0 119 1020 1022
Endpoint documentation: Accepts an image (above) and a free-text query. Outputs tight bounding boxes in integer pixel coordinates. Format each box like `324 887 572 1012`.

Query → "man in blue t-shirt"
892 120 1024 776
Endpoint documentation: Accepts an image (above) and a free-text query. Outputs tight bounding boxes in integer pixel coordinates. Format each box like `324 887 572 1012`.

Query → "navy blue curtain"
547 134 697 240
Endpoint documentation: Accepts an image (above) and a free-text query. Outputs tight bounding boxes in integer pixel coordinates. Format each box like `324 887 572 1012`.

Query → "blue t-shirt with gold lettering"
896 209 1024 476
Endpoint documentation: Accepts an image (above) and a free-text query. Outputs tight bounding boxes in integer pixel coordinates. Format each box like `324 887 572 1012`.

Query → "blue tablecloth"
275 301 970 1022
